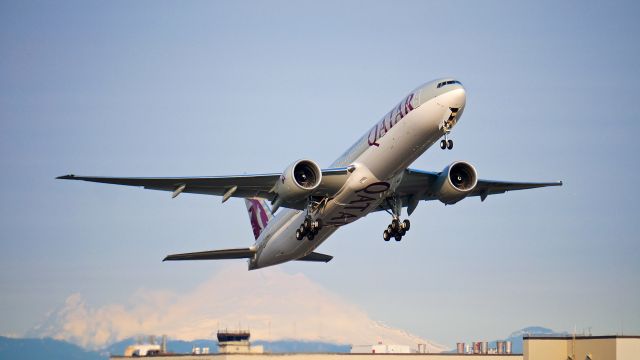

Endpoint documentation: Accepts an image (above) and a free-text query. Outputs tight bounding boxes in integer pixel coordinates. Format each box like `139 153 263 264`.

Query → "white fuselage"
249 79 466 269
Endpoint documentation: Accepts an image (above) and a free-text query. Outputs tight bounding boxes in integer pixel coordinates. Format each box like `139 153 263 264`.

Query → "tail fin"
244 198 273 240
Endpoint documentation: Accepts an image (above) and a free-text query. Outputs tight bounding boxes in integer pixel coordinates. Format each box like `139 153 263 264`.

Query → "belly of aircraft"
253 97 451 269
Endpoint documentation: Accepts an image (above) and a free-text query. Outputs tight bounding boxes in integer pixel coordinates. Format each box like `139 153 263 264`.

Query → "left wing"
388 168 562 214
57 167 352 209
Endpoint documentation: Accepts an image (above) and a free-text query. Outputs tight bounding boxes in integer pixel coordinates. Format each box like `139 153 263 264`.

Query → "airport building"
523 335 640 360
112 332 639 360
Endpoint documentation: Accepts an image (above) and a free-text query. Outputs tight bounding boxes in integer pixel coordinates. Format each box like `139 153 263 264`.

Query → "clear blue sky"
1 0 639 347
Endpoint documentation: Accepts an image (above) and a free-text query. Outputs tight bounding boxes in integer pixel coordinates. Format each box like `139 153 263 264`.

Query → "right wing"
57 166 353 209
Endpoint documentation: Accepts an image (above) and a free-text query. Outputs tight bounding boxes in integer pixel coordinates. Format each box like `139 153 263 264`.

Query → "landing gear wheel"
402 219 411 231
307 232 315 241
399 229 406 236
440 139 447 149
296 229 303 241
394 233 403 241
447 139 453 150
303 218 312 231
391 218 400 232
313 219 322 233
383 230 391 241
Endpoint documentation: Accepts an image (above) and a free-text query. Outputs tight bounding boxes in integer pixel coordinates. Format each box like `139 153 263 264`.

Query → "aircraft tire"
383 230 391 241
296 229 303 241
307 232 315 241
440 139 446 149
391 219 400 232
402 219 411 231
447 139 453 150
394 233 402 241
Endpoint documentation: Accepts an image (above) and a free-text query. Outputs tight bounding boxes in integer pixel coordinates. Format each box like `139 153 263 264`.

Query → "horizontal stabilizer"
297 252 333 263
163 248 255 261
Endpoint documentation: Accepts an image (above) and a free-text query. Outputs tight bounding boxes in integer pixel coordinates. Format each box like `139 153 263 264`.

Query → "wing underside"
57 167 353 209
378 168 562 213
58 166 561 212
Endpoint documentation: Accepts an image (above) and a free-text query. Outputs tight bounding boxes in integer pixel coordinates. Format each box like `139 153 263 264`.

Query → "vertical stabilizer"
244 198 273 240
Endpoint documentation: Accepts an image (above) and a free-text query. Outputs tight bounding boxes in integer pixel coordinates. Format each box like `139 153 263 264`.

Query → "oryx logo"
245 198 272 240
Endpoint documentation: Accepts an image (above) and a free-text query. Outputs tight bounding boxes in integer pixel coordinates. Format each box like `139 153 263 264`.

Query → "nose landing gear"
440 138 453 150
440 133 453 150
440 107 458 150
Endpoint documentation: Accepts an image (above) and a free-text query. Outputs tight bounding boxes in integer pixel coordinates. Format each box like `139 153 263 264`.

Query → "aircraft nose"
447 87 466 109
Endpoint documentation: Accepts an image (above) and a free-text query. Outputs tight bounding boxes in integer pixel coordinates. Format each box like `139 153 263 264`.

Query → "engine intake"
293 162 319 189
274 159 322 205
435 161 478 204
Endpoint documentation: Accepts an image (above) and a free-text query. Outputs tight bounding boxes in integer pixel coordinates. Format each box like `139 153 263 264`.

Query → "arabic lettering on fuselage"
368 93 415 147
325 181 390 226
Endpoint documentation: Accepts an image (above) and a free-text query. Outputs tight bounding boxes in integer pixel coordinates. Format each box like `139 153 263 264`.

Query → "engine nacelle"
435 161 478 205
274 159 322 204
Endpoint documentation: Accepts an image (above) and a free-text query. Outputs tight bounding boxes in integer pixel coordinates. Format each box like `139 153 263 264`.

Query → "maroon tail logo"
245 198 271 240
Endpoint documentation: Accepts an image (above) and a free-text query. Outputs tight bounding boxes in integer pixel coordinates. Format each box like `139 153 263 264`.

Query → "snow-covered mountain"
27 265 445 352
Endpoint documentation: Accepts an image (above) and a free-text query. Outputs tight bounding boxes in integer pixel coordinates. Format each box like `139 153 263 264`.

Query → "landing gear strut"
382 196 411 241
296 199 324 241
440 107 458 150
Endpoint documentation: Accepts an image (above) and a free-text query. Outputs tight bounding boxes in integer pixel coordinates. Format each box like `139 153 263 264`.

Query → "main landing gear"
382 196 411 241
383 217 410 241
296 198 325 241
296 216 322 241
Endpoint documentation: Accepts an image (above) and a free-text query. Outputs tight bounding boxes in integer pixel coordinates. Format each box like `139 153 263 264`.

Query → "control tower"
217 330 264 354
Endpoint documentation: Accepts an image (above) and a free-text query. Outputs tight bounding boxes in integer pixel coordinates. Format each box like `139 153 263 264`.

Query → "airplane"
58 78 562 270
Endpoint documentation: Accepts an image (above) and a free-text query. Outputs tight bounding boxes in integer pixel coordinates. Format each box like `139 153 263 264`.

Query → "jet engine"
434 161 478 204
274 159 322 206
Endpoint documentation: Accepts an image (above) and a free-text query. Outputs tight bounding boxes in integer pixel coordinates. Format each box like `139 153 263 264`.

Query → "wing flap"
163 248 255 261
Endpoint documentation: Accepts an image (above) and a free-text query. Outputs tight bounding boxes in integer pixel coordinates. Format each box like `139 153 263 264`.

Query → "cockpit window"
437 80 462 88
